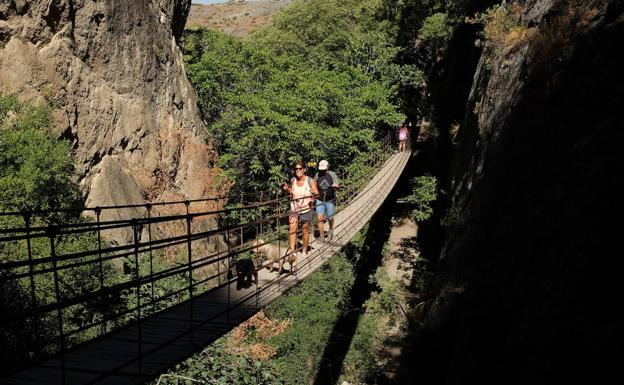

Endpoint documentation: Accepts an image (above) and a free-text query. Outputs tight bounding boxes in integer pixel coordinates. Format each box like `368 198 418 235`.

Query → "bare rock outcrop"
0 0 224 223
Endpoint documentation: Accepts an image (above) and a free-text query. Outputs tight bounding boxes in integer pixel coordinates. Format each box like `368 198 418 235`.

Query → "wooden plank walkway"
0 150 410 385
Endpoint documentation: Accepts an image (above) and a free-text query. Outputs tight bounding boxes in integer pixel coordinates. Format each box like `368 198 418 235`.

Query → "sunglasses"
294 167 304 170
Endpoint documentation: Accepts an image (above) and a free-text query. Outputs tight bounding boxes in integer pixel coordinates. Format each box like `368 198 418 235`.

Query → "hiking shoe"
327 229 333 241
302 252 308 259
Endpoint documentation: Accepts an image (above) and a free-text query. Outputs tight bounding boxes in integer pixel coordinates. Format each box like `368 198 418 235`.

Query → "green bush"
0 95 78 212
156 253 355 385
183 0 422 196
158 341 283 385
406 175 437 222
0 94 126 363
419 12 452 44
267 254 355 384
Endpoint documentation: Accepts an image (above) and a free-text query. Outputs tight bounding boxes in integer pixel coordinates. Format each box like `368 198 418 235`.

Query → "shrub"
470 2 526 52
419 12 452 44
405 175 437 222
0 93 126 364
0 94 78 212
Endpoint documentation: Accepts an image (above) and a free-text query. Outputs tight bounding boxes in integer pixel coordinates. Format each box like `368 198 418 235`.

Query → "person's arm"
281 179 293 194
329 171 342 189
310 178 320 198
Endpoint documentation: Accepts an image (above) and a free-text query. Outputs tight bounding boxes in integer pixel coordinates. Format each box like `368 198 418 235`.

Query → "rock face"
0 0 224 223
406 1 624 384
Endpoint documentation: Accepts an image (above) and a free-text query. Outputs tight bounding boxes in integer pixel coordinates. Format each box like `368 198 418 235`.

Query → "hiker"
281 161 319 268
398 122 409 152
314 160 341 242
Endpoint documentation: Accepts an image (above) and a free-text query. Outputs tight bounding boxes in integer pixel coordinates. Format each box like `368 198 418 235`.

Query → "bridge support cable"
0 137 410 385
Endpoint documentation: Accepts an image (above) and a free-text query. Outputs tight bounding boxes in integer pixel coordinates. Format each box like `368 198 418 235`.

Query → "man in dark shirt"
314 160 341 241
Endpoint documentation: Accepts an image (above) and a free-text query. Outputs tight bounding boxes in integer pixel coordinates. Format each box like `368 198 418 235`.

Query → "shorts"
289 210 313 224
399 133 407 141
315 199 335 219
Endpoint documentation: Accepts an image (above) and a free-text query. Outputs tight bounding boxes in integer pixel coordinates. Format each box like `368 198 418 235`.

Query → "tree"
0 94 78 213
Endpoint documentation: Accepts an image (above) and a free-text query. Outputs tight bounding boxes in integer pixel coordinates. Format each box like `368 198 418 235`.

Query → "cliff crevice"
408 1 624 383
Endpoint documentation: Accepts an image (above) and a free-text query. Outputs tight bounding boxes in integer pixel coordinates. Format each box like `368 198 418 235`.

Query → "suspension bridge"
0 141 410 385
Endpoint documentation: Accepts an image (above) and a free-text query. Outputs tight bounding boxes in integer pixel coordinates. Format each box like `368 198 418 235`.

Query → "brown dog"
253 239 296 273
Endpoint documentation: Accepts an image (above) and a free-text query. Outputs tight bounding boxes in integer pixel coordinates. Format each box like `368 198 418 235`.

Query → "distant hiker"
281 161 319 269
314 160 341 242
399 122 409 152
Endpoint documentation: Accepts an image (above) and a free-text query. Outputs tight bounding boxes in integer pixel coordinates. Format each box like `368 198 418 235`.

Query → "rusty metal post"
226 226 231 309
94 207 106 333
184 201 195 346
277 191 282 287
131 219 143 373
259 191 264 236
23 212 39 355
255 199 260 306
146 204 155 315
48 226 66 384
239 193 244 248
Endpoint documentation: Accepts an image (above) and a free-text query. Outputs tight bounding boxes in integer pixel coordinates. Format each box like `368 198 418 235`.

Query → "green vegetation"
267 254 355 384
340 266 400 383
157 253 355 385
470 2 526 51
406 175 437 222
0 94 125 362
159 229 410 385
419 12 453 50
0 94 77 214
184 0 423 195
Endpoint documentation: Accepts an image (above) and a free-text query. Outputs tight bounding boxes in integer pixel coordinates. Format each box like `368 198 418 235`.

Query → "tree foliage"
0 94 127 364
0 94 78 213
184 0 424 195
406 174 438 221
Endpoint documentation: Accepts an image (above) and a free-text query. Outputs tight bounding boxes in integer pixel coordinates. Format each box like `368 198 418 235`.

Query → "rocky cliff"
0 0 224 223
406 0 624 383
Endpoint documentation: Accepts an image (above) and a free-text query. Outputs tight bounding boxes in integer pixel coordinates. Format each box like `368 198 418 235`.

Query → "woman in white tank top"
281 161 319 272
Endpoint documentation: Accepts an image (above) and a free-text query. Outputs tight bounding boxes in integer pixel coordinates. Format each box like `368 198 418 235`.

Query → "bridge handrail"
0 132 404 374
0 130 396 219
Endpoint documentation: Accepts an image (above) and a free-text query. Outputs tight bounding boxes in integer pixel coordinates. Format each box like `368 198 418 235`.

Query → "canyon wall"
0 0 225 226
409 1 623 383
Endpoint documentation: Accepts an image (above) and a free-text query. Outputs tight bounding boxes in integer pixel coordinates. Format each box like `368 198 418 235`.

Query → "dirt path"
385 217 418 282
376 216 419 384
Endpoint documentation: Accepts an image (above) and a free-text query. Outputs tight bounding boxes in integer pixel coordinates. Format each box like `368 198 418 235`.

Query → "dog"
253 239 296 273
227 258 257 290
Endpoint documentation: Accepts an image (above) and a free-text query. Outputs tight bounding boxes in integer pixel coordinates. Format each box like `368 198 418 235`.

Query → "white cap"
318 160 329 170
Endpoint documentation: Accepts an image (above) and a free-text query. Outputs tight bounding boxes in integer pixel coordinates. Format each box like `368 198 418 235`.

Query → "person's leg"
317 214 325 238
326 200 335 239
301 221 310 256
315 199 326 239
287 214 298 272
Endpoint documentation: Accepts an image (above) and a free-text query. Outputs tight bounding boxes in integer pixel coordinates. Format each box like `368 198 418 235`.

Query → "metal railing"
0 131 402 379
